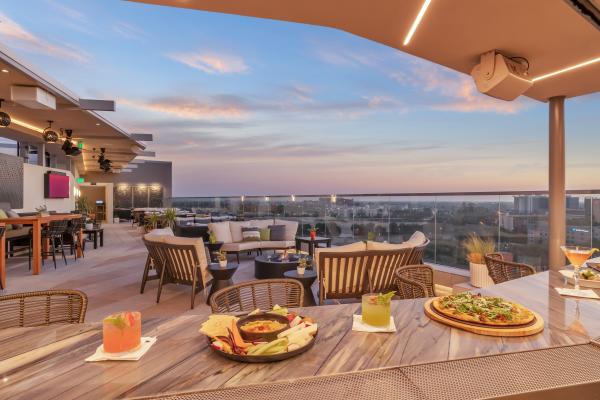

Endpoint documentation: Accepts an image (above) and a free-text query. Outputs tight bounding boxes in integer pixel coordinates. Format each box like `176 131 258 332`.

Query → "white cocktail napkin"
352 315 396 333
555 288 600 299
85 337 157 362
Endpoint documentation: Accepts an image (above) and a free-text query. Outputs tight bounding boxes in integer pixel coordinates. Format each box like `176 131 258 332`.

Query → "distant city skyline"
1 0 599 196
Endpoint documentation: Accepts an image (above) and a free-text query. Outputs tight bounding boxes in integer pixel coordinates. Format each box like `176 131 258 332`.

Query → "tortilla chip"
199 315 239 337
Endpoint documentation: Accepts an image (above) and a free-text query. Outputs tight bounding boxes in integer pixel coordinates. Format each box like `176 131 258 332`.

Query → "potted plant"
297 257 307 275
145 213 161 233
462 233 496 288
162 208 177 230
35 205 49 217
75 196 90 215
217 251 228 268
309 225 318 240
208 230 217 244
367 231 376 241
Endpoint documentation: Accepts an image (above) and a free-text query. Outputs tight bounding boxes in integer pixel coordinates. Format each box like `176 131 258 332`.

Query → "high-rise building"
566 196 580 210
584 198 600 223
513 196 548 214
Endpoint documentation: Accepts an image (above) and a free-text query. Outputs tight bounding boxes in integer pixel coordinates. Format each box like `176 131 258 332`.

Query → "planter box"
469 262 495 288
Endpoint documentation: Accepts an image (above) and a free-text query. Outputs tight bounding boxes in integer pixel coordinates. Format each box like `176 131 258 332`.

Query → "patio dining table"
0 214 82 288
1 271 600 399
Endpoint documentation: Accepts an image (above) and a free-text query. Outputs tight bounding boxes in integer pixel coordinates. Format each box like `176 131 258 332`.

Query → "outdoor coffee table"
283 269 317 306
254 254 299 279
295 236 331 256
206 263 238 305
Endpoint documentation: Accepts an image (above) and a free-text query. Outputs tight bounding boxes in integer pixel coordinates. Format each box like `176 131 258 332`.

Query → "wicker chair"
484 253 536 284
210 279 304 313
407 239 430 265
63 217 86 260
28 219 69 270
395 264 436 299
0 289 88 330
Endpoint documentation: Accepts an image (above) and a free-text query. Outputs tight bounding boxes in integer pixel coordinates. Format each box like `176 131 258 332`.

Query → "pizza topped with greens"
432 293 534 326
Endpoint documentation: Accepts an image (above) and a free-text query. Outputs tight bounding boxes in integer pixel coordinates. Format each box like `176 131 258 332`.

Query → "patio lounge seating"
210 278 304 313
315 232 429 303
142 228 212 309
0 289 87 330
208 219 297 262
484 253 536 284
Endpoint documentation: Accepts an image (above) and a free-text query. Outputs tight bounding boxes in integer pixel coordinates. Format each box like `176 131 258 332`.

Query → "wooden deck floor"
0 224 265 322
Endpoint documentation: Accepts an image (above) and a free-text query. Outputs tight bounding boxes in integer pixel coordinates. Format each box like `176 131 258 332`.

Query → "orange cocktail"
102 311 141 353
561 246 598 290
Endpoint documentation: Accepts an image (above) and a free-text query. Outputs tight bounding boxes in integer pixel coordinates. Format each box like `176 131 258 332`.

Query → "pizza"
432 293 534 326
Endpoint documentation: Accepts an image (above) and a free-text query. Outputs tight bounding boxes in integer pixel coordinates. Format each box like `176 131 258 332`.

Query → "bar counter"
1 271 599 399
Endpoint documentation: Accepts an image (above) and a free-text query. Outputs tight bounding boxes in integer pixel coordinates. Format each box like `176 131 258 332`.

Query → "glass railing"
170 191 600 270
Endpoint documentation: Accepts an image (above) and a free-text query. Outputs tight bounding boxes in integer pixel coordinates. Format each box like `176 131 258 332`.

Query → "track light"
42 120 59 143
0 99 11 127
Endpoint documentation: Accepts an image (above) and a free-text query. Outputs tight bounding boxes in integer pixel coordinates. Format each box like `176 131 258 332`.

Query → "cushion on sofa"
5 227 31 239
259 240 295 249
242 227 260 241
248 219 273 230
6 210 22 229
229 221 250 242
221 241 261 252
208 221 233 243
314 241 367 273
268 225 286 241
0 209 11 230
163 235 211 285
406 231 427 246
274 219 299 241
259 228 270 241
366 241 412 251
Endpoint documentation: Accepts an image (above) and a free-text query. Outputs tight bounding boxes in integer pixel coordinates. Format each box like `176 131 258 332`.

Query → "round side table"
283 269 317 306
205 241 224 263
207 263 238 305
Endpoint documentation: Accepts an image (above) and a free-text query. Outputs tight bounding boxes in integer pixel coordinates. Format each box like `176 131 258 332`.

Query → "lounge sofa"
208 219 298 262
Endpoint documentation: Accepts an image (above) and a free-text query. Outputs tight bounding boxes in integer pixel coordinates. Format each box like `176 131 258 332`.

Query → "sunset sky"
1 0 599 196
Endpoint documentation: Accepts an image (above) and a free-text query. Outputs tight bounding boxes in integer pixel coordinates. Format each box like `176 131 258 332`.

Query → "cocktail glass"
561 246 598 290
361 293 392 327
102 311 142 353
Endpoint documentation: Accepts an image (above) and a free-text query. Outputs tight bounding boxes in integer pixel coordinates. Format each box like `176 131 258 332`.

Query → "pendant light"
42 120 59 143
0 99 10 127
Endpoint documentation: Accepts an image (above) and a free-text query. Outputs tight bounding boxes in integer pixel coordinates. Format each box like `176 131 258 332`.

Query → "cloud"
315 47 379 68
0 12 90 63
45 0 86 22
119 96 248 120
112 22 146 40
408 63 531 114
168 51 248 74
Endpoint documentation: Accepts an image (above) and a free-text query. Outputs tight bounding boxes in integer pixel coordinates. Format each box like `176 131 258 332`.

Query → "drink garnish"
377 291 395 305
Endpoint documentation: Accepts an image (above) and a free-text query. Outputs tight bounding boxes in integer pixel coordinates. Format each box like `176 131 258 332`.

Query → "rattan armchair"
395 264 436 299
0 289 88 330
407 239 430 265
484 253 536 284
210 279 304 313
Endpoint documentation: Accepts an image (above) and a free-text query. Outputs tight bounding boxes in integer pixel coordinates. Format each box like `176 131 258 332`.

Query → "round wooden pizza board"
424 298 544 337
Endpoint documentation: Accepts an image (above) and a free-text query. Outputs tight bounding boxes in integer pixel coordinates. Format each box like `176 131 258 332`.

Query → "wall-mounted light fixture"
0 99 11 127
42 120 59 143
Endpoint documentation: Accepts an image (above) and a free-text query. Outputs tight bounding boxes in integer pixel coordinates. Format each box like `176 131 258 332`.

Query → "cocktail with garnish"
362 292 395 327
102 311 141 353
561 246 598 290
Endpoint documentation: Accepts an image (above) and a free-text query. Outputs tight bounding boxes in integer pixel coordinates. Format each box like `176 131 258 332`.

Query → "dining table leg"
76 227 83 258
0 230 5 288
32 220 42 275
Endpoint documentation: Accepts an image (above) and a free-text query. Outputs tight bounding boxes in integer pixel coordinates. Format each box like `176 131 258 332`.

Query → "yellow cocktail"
561 246 598 290
362 293 394 327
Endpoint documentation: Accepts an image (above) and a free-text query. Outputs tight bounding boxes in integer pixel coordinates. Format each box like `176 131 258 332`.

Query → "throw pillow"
268 225 286 241
0 209 11 230
259 227 270 241
241 227 260 241
6 210 22 229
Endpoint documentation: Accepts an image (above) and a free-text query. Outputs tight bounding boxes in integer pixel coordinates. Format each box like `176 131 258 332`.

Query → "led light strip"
403 0 433 46
532 56 600 82
10 118 44 133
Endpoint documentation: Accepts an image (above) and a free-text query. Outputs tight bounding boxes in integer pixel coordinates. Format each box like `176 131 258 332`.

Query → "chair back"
0 290 87 329
484 253 536 284
368 248 413 293
142 236 167 277
318 250 370 302
395 264 435 299
408 239 430 265
44 219 69 237
159 241 208 288
65 217 85 235
210 279 303 313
